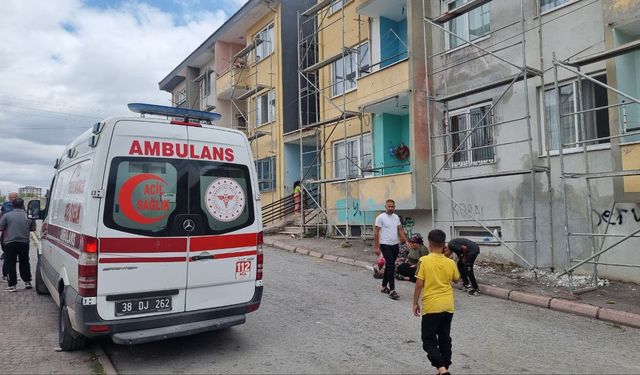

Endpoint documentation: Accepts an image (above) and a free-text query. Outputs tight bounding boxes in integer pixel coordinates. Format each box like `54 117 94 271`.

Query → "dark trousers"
380 244 399 290
1 242 9 277
457 253 479 290
4 242 31 287
421 312 453 369
396 262 417 282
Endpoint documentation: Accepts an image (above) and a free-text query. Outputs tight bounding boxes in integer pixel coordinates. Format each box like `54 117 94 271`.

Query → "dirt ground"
473 260 640 315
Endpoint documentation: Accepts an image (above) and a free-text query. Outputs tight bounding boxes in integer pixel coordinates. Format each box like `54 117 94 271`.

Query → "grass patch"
88 347 106 375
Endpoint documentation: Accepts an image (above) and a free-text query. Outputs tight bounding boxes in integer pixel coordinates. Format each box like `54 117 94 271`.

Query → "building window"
253 23 274 63
255 90 275 126
332 41 369 96
333 133 373 178
448 103 495 166
174 88 186 106
543 74 610 152
456 226 502 244
330 0 351 13
443 0 491 50
255 157 275 192
199 70 212 98
540 0 573 13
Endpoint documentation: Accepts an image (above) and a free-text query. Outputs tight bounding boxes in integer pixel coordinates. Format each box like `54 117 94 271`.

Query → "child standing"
413 229 460 375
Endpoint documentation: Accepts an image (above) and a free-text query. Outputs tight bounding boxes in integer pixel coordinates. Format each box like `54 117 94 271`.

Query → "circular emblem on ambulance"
182 219 195 232
205 178 245 222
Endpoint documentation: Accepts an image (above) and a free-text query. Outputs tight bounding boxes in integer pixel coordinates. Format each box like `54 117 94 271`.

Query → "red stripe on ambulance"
190 233 258 251
100 237 187 253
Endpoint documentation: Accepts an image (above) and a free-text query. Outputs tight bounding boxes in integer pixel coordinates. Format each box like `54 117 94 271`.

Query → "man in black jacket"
0 198 36 292
446 238 480 295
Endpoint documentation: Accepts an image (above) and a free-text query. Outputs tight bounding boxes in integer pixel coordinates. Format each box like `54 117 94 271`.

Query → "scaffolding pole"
424 0 548 272
551 44 640 290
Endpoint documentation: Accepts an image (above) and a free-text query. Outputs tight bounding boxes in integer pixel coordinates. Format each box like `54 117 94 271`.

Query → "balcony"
216 64 250 100
355 59 409 109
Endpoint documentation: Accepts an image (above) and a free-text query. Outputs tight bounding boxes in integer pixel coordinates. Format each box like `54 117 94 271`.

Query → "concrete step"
281 226 305 234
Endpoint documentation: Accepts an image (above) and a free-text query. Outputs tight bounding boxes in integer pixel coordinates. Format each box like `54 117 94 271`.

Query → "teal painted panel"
614 30 640 143
380 16 408 68
336 198 377 225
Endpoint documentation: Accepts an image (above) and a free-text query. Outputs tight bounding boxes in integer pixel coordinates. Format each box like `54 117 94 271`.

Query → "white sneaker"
24 282 32 289
4 286 17 292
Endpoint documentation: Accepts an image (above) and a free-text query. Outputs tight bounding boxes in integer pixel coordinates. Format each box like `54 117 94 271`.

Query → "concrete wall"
427 0 640 282
214 41 244 73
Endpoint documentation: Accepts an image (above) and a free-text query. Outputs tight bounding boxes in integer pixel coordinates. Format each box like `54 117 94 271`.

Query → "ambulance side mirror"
27 200 44 220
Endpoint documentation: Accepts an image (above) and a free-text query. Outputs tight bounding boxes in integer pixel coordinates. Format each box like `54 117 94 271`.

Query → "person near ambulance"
0 198 36 292
0 192 19 281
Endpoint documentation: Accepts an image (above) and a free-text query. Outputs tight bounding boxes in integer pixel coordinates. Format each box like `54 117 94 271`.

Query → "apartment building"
292 0 430 238
159 0 315 206
425 0 640 283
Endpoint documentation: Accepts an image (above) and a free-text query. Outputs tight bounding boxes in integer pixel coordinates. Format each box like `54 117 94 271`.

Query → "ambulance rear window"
104 158 182 235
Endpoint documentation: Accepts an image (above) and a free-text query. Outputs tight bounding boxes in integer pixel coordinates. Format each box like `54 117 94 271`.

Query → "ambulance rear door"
184 127 259 311
96 119 190 320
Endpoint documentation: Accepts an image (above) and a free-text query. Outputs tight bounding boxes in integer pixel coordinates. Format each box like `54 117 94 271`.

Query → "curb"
267 239 640 330
93 344 118 375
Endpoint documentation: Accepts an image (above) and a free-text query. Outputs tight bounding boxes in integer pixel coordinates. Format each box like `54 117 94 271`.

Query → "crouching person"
396 233 428 282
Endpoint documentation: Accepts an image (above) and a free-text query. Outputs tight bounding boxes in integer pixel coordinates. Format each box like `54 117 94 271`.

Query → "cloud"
0 0 234 195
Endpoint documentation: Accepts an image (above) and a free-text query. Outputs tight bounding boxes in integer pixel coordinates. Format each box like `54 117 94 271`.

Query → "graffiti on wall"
399 215 415 237
453 203 485 218
336 199 376 225
592 207 640 226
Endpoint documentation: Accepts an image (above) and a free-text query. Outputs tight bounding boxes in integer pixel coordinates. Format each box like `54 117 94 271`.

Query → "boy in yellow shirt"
413 229 461 375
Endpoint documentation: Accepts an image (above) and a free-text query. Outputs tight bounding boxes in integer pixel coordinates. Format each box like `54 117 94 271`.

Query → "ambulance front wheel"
58 290 88 351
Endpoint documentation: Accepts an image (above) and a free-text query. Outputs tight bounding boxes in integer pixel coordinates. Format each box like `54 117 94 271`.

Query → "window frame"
329 0 352 14
255 157 276 192
333 133 373 179
540 73 611 155
331 41 370 97
447 102 495 167
253 23 275 64
174 87 186 106
201 70 212 98
455 226 502 246
255 89 275 127
442 0 491 52
540 0 579 15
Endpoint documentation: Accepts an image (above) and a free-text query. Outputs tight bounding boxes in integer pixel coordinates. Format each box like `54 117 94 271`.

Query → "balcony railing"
216 64 249 100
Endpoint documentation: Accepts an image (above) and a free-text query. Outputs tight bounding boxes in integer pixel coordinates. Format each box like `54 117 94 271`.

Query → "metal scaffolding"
294 0 369 241
424 0 640 291
230 23 277 204
553 42 640 293
423 0 553 272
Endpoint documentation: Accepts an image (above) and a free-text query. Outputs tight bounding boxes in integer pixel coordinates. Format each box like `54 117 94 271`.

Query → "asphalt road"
103 246 640 374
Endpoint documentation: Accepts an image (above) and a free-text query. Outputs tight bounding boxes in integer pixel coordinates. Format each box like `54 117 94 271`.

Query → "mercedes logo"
182 219 195 232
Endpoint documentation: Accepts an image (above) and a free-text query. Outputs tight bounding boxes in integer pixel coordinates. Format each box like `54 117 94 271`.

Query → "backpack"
0 201 12 215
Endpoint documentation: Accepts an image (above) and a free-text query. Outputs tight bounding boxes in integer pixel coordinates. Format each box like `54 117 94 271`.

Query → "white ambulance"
29 103 263 351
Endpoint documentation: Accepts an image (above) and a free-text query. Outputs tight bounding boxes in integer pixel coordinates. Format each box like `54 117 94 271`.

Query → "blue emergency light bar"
128 103 222 122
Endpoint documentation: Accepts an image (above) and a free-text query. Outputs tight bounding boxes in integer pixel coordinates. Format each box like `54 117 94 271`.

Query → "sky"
0 0 246 196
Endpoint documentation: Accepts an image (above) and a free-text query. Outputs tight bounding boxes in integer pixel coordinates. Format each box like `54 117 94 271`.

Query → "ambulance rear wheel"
58 291 87 351
35 257 49 295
